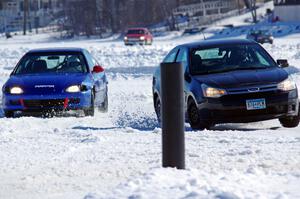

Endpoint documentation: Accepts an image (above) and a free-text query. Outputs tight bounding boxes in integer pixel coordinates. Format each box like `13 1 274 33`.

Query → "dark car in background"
2 48 108 117
153 39 299 130
182 27 202 35
247 30 274 44
124 28 153 45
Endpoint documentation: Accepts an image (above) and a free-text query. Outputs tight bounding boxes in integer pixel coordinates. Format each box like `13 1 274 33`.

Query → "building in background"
274 0 300 22
173 0 240 26
0 0 64 33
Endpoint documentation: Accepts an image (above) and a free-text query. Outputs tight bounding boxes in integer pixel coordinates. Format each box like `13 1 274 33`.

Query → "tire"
98 93 108 113
187 99 211 130
146 39 152 45
4 110 14 118
84 92 95 116
154 97 161 123
279 108 300 128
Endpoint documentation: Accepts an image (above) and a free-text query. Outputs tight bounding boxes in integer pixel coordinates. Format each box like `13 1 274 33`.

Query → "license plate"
246 98 266 110
128 38 139 41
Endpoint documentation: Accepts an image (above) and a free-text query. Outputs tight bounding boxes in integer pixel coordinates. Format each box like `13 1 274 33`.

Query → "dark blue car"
153 39 299 130
2 48 108 117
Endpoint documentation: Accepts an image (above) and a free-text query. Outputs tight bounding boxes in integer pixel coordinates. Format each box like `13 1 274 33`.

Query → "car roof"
178 38 256 49
27 47 85 54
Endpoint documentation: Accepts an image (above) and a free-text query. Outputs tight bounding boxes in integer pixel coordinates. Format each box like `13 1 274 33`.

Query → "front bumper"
124 39 145 45
2 91 92 112
196 89 299 123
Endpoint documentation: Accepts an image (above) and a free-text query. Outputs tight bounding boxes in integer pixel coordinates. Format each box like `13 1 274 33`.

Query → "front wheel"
4 110 14 118
98 93 108 113
84 92 95 116
279 110 300 128
154 97 161 123
188 100 212 130
146 39 152 45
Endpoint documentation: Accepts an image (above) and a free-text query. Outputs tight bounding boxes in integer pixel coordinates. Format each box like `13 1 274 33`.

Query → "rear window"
14 52 88 75
127 29 145 34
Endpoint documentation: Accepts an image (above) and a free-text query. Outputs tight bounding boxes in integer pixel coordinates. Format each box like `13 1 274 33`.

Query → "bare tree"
23 0 29 35
62 0 179 34
64 0 98 37
244 0 257 23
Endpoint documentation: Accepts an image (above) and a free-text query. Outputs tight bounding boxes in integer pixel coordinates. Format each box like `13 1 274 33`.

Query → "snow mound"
88 167 300 199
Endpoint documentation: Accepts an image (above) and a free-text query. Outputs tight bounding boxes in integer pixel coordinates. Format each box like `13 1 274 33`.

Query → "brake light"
92 65 104 73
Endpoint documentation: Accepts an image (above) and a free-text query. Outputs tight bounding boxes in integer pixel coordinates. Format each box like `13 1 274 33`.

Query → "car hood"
193 67 288 88
5 73 89 94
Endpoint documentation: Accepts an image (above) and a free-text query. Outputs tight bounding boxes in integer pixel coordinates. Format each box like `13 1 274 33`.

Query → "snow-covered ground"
1 8 300 199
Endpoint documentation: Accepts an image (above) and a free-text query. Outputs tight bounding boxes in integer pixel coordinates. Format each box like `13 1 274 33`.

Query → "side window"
84 50 95 71
163 48 179 63
176 48 188 63
255 51 272 67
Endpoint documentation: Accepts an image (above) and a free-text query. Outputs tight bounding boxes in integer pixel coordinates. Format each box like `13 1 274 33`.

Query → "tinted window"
163 48 179 63
84 50 96 71
176 48 188 70
190 44 276 75
127 29 145 34
14 52 88 75
176 48 188 63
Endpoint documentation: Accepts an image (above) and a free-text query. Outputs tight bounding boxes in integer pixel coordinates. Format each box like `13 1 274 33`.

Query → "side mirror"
277 59 289 68
92 65 104 73
184 72 191 83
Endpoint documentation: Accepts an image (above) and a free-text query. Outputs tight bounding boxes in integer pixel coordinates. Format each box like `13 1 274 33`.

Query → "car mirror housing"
92 65 104 73
277 59 289 68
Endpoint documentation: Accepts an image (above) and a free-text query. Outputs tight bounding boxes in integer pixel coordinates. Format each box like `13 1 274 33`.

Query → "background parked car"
246 30 274 44
2 48 108 117
124 28 153 45
182 27 206 35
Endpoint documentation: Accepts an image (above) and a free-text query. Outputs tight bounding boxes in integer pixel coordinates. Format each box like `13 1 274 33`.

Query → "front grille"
23 98 81 109
24 99 65 108
227 85 278 94
9 100 21 106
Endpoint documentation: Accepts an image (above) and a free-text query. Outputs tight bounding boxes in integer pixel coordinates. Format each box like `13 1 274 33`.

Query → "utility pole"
23 0 29 35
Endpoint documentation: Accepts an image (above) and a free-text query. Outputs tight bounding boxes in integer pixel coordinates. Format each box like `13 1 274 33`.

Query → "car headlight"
10 86 23 94
124 36 128 40
140 36 145 40
66 85 81 93
277 77 296 91
202 84 227 98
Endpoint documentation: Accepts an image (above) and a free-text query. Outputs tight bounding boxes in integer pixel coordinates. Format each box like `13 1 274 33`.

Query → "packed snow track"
0 32 300 199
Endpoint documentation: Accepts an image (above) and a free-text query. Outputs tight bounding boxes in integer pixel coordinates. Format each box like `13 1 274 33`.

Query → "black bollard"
161 62 185 169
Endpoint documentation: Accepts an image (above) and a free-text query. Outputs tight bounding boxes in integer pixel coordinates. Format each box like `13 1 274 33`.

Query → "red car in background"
124 28 153 45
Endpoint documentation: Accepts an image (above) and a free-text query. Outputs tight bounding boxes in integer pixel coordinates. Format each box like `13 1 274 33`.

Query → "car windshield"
127 29 145 34
190 44 277 75
14 52 88 75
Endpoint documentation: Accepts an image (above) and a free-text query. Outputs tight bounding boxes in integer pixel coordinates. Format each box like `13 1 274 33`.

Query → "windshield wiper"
193 66 269 75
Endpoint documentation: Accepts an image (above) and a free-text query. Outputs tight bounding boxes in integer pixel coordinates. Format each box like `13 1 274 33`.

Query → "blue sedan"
2 48 108 117
153 39 299 130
